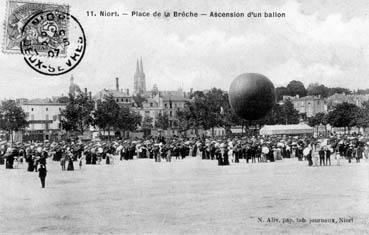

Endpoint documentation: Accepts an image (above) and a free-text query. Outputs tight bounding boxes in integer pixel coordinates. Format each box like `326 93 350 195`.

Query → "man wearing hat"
38 164 47 188
319 147 325 166
216 143 229 166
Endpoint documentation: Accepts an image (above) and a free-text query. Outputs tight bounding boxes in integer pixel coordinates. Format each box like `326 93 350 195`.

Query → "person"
38 164 47 188
217 143 229 166
325 147 331 166
60 155 66 171
319 147 325 166
346 146 353 163
166 145 172 162
364 145 369 160
306 148 313 166
78 154 84 170
67 155 74 171
356 145 364 163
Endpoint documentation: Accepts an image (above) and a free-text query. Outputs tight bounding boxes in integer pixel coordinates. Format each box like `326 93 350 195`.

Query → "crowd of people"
0 133 369 187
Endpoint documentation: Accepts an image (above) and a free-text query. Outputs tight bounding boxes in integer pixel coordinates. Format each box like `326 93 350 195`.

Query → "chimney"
84 88 88 94
126 89 129 95
115 77 119 91
89 91 92 100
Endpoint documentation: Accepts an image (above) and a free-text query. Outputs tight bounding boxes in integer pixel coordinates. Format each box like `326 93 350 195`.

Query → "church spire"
136 60 140 73
140 57 144 73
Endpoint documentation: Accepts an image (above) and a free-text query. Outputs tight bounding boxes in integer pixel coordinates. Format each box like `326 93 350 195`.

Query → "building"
136 94 163 125
326 93 369 111
94 77 133 106
285 95 327 118
135 90 188 130
161 90 187 127
21 102 66 141
133 58 146 95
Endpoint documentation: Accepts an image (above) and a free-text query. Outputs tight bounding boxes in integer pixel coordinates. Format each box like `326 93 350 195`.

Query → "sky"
1 0 369 99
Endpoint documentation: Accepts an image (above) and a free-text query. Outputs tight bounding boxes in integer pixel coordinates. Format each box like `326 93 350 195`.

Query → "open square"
1 158 368 234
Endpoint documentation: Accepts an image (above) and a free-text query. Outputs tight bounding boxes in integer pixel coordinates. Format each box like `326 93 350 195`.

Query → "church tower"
133 58 146 95
69 74 81 96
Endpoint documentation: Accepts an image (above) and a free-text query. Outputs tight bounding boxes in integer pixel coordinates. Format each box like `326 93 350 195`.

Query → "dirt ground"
0 156 368 234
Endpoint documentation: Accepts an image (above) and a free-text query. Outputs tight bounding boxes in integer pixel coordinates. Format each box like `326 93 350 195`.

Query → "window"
150 103 153 107
126 99 128 102
45 114 49 120
46 108 48 111
170 111 172 117
59 108 61 111
31 108 34 111
165 103 168 108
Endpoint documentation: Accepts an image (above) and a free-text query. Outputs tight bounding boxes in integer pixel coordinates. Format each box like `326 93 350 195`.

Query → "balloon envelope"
229 73 275 120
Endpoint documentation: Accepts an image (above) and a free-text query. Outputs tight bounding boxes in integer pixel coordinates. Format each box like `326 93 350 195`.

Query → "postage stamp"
20 10 86 76
3 0 69 55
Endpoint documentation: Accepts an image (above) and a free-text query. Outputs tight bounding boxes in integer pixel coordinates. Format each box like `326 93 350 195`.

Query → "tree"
155 112 170 130
356 101 369 129
141 115 153 137
115 107 142 133
326 102 360 132
93 95 121 139
275 86 289 101
177 89 230 136
308 112 328 135
286 80 307 97
60 93 94 135
356 89 369 95
282 99 300 124
253 99 299 126
0 100 28 141
57 96 69 103
308 112 327 127
204 88 228 135
328 87 351 96
176 91 208 135
307 83 329 98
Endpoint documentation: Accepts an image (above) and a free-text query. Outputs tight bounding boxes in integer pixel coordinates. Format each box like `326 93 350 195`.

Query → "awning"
260 124 314 136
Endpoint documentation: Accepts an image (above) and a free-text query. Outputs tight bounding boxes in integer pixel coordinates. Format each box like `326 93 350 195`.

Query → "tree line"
176 88 300 135
308 101 369 131
276 80 353 101
0 85 368 139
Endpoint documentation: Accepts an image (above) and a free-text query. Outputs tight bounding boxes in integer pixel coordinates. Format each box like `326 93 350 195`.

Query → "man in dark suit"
319 147 325 166
38 164 47 188
325 147 331 166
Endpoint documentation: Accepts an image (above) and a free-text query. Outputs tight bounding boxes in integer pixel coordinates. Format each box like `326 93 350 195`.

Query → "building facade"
285 95 327 118
21 102 66 141
326 93 369 111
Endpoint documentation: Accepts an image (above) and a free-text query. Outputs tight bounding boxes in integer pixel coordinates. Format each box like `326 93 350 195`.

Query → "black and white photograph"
1 0 369 234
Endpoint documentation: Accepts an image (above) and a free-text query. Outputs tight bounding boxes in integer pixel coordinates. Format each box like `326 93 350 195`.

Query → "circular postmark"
20 10 86 76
